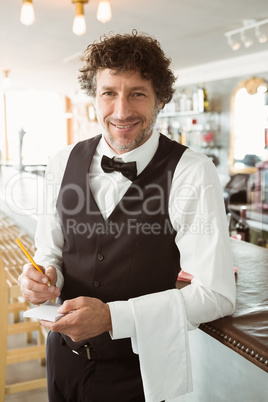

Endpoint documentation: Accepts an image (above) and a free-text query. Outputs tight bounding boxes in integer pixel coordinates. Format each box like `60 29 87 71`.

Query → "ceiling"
1 0 268 97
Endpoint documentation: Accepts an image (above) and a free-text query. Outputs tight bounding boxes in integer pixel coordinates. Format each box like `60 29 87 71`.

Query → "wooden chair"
0 215 34 327
0 216 47 400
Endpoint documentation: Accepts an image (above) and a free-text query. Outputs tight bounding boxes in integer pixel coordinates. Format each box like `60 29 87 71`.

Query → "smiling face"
95 69 163 154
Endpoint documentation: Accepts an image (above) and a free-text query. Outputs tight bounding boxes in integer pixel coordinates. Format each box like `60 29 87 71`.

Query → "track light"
255 26 268 44
227 35 241 51
224 18 268 51
20 0 35 26
97 0 112 23
240 31 253 48
72 0 88 36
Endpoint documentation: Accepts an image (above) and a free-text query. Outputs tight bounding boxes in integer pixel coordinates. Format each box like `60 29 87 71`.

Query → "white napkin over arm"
108 289 192 402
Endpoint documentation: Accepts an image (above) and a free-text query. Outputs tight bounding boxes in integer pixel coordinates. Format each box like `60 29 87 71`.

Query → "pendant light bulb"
97 0 112 24
20 0 35 26
2 70 11 90
72 2 86 36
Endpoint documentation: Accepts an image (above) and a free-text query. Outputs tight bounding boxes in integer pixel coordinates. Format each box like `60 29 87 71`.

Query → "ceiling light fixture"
255 26 268 44
97 0 112 23
226 35 241 51
2 70 11 90
72 0 88 36
224 18 268 51
20 0 35 26
240 30 253 48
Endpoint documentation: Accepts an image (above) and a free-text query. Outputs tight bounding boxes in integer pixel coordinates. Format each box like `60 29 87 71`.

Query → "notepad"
23 301 65 322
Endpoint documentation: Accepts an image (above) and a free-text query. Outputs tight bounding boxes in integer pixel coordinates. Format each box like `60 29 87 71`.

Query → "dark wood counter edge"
199 322 268 373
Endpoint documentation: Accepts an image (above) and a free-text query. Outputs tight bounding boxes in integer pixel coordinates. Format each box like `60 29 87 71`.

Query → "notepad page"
23 302 65 322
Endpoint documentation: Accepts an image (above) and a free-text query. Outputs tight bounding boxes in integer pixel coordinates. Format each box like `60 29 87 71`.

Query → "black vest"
56 134 187 358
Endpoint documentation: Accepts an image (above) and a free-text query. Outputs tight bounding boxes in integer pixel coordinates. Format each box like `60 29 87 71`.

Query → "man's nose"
114 95 131 120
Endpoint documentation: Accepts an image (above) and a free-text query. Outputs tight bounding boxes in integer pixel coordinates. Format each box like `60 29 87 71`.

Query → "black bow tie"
101 155 137 181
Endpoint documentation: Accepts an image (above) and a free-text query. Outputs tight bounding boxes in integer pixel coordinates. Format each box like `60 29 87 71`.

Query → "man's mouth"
110 122 139 129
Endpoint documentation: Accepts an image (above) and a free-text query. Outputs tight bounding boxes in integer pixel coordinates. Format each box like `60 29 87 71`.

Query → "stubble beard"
96 106 160 153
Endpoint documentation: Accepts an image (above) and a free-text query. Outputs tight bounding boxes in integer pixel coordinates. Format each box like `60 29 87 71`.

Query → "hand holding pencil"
16 238 51 286
16 238 60 304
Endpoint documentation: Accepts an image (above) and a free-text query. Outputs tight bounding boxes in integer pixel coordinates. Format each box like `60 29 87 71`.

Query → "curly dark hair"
78 30 176 106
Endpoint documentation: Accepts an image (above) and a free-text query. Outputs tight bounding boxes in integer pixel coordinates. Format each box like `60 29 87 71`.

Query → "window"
0 90 67 165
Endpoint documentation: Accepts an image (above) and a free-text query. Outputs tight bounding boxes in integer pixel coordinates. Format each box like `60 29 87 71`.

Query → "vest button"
93 280 101 287
97 254 104 261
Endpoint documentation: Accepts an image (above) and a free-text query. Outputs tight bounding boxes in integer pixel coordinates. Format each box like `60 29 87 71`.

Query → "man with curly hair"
19 31 235 402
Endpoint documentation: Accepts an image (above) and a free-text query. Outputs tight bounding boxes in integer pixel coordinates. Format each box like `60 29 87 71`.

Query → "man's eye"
103 92 115 96
132 92 145 97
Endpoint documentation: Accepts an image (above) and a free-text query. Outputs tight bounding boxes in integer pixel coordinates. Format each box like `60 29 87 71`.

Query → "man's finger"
45 265 57 286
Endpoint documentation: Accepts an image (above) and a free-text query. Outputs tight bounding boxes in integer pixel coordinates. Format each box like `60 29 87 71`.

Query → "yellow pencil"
16 238 51 286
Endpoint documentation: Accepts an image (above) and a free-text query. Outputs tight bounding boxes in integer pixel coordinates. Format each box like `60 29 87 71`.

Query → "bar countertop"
190 239 268 373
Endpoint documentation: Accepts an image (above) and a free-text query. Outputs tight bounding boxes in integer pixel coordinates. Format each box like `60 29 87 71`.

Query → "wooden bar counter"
176 238 268 402
199 238 268 373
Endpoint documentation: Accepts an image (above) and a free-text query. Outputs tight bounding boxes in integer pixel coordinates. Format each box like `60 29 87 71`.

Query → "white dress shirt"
34 129 236 401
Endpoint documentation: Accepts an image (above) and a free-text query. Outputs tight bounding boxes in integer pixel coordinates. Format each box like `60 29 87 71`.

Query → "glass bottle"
202 87 209 112
235 206 250 242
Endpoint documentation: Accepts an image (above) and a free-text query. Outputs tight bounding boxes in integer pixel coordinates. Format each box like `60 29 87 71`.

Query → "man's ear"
157 101 165 111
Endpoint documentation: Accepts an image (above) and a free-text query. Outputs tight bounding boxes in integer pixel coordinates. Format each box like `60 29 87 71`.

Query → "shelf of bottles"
156 86 221 153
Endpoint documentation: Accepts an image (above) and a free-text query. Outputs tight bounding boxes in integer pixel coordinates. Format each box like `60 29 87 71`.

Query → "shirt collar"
98 129 160 176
